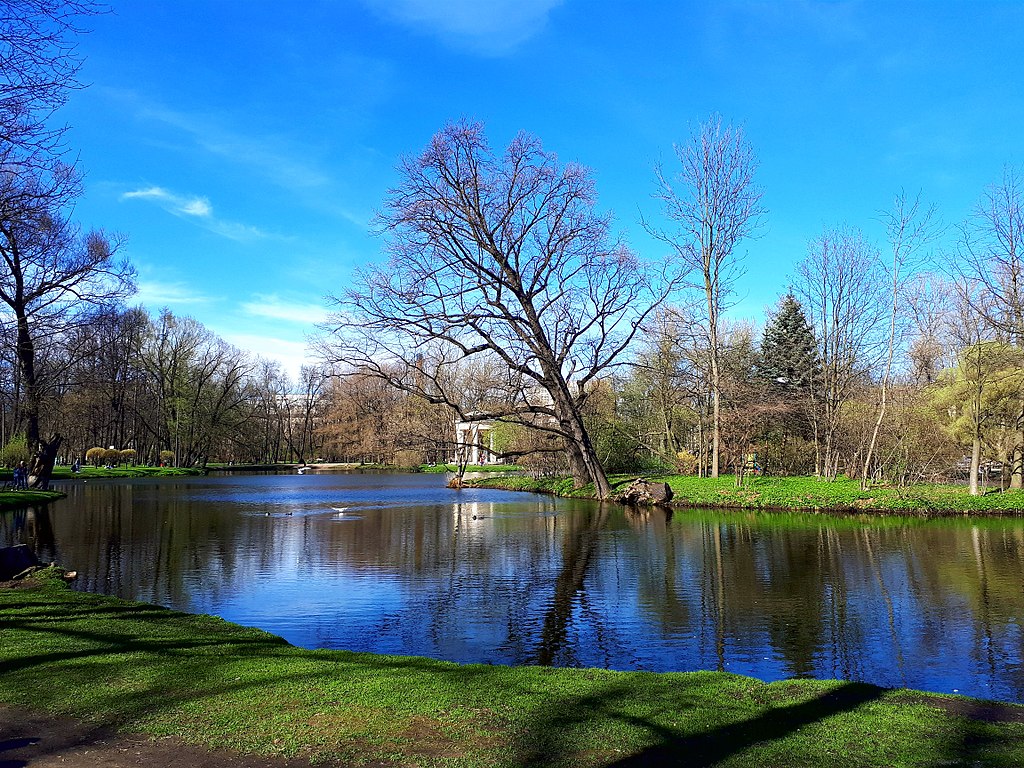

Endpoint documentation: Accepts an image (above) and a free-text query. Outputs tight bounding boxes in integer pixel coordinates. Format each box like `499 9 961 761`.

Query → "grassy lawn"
420 463 523 474
0 572 1022 767
470 474 1024 515
49 465 205 480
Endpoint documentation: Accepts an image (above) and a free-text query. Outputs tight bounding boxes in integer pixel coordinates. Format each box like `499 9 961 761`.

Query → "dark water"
4 472 1024 703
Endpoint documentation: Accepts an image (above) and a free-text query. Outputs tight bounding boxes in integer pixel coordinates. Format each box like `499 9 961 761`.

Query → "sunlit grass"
1 572 1022 766
49 465 204 479
469 473 1024 515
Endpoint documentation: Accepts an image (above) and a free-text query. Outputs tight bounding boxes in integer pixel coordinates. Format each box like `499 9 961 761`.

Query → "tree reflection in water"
4 473 1024 703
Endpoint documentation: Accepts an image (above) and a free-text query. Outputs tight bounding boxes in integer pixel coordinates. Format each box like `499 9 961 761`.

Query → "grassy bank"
420 463 523 474
49 464 205 479
472 474 1024 515
1 573 1022 767
0 489 63 510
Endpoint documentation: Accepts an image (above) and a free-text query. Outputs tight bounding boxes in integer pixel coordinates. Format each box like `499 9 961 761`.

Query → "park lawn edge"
0 489 63 510
468 473 1024 516
1 572 1022 767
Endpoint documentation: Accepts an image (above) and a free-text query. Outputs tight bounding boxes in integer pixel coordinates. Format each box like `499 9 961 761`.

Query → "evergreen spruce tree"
759 293 820 473
760 293 820 391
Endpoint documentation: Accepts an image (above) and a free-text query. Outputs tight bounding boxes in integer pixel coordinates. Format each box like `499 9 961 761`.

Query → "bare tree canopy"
952 165 1024 486
0 160 133 485
645 113 766 477
0 0 103 160
321 120 679 497
794 225 887 479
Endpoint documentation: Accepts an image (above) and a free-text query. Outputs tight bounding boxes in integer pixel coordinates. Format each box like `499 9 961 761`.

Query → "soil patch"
0 705 354 768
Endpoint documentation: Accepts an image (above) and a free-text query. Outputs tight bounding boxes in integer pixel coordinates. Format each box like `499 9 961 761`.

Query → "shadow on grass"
516 680 885 767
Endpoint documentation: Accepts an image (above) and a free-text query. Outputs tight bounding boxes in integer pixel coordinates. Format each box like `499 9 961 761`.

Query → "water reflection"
3 473 1024 703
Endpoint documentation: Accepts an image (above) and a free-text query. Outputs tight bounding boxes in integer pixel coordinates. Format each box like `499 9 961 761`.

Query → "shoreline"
2 570 1023 766
467 473 1024 517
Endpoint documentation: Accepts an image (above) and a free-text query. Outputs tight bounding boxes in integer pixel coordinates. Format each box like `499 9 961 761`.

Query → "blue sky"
62 1 1024 379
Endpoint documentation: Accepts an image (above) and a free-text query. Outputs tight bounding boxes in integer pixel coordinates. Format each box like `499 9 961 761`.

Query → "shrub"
119 448 137 466
85 446 106 467
159 450 175 467
102 448 120 466
674 450 699 475
0 435 28 468
393 449 425 469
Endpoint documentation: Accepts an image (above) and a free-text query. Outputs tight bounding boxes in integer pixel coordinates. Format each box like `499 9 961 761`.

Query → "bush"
85 446 106 467
393 449 425 469
119 448 137 466
674 450 699 475
0 435 28 468
159 450 175 467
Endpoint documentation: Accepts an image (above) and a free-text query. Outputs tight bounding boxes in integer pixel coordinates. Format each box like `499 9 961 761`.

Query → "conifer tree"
760 293 819 391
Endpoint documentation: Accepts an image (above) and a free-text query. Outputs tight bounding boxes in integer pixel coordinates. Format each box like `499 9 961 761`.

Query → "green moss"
1 577 1022 766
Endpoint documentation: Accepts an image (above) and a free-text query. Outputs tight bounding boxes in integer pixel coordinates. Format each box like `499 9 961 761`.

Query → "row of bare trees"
0 303 331 468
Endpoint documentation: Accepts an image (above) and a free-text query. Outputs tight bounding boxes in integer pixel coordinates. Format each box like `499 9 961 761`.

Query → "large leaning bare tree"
644 114 765 478
321 121 678 498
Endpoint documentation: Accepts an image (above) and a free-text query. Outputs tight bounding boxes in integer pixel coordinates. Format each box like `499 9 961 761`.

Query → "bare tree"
0 164 133 485
794 226 887 479
321 121 678 498
1 0 104 166
952 166 1024 487
861 192 941 486
645 113 766 477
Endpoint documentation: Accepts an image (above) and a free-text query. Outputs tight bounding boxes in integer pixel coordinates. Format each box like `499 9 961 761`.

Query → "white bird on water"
330 506 348 516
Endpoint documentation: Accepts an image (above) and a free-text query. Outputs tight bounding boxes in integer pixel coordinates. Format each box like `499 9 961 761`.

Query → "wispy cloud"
134 279 214 307
121 185 271 242
122 186 211 217
241 294 330 325
361 0 563 55
137 104 331 191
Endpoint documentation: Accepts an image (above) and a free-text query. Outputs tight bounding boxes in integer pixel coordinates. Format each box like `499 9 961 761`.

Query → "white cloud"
222 332 312 382
134 279 214 307
362 0 563 54
241 294 330 325
121 185 271 243
122 186 212 218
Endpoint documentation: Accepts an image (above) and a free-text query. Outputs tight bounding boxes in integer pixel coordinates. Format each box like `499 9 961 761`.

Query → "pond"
3 471 1024 704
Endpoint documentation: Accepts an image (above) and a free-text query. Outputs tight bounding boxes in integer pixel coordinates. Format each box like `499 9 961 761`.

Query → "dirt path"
0 706 345 768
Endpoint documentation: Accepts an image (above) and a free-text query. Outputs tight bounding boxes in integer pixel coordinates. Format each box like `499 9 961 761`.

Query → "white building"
454 419 501 465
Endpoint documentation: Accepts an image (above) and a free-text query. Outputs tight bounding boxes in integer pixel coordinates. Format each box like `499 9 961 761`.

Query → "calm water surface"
4 471 1024 703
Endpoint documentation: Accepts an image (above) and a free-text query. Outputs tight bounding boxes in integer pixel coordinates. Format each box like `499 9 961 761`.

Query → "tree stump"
613 479 674 507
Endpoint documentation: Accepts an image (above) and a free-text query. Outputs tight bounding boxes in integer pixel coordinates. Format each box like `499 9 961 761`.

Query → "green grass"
420 463 524 474
471 474 1024 515
0 489 64 509
1 572 1022 766
49 464 205 479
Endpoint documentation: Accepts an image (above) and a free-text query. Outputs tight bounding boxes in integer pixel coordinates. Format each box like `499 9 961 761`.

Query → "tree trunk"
29 434 61 490
969 433 982 497
1011 401 1024 489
